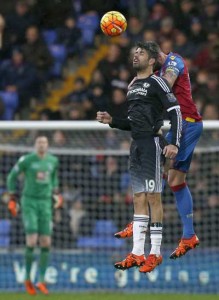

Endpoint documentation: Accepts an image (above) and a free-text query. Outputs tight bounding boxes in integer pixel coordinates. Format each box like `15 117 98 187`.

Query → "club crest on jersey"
143 82 150 88
170 56 175 60
167 93 177 102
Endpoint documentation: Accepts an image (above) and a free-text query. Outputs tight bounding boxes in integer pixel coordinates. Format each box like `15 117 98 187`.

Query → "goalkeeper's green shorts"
21 197 52 236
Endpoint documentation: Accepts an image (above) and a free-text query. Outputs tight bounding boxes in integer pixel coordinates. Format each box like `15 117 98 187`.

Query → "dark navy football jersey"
111 74 182 148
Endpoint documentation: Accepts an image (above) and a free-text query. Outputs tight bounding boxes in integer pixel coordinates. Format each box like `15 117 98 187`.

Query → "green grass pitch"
0 293 218 300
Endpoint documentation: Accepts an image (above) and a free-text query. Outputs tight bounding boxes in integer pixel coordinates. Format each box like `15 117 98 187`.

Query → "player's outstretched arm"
96 111 112 124
96 111 131 131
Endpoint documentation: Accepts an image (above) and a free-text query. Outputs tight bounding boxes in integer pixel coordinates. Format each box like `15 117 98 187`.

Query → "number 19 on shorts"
145 179 155 192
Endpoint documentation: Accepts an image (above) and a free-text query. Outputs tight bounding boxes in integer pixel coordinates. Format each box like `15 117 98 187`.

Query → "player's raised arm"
162 55 184 87
96 111 131 131
151 75 182 150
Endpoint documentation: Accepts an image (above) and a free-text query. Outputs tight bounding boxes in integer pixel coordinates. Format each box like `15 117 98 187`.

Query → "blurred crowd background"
0 0 218 250
0 0 218 121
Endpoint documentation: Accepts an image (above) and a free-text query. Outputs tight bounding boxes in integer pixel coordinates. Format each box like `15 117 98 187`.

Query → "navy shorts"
129 136 166 194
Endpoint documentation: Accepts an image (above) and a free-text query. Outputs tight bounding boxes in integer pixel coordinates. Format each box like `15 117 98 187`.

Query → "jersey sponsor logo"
127 87 148 96
36 171 49 182
143 82 150 88
170 55 175 60
168 61 177 66
166 93 177 102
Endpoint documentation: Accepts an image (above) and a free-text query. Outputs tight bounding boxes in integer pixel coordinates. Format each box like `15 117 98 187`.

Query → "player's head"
35 136 49 155
133 41 160 72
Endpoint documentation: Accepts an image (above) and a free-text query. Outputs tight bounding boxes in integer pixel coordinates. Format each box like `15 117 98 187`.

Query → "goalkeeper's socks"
25 247 34 280
150 223 163 256
131 214 149 256
171 183 195 238
39 248 50 282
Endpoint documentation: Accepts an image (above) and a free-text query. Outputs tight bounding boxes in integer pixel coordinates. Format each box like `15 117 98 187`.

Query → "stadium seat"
0 219 11 248
78 13 99 46
42 30 57 45
92 220 118 236
77 236 124 249
77 220 125 249
49 44 67 77
0 91 19 120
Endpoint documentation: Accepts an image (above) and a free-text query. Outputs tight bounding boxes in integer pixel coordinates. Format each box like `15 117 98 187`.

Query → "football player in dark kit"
97 41 182 273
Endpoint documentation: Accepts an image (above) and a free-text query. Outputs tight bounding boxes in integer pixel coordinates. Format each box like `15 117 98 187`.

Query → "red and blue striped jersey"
159 52 202 121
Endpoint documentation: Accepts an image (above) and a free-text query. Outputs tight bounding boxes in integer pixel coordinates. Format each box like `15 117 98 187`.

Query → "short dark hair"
136 41 160 60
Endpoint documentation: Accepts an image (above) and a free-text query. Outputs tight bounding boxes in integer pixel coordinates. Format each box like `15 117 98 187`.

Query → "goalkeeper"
6 136 63 295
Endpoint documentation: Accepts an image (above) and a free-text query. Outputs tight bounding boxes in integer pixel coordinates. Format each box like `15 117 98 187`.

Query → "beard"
133 62 146 71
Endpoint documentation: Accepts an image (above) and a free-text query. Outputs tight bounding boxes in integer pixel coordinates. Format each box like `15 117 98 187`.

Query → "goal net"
0 121 218 293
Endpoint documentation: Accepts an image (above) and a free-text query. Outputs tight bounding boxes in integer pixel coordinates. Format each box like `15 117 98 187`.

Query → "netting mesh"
0 125 219 293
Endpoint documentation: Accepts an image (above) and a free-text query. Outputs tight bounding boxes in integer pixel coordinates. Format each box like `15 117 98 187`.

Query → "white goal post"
0 120 218 130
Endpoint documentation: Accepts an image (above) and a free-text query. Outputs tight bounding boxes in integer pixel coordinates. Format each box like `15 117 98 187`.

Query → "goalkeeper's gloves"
53 193 63 209
8 194 19 217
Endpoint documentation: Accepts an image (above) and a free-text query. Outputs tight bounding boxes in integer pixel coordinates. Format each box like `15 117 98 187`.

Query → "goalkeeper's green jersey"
7 152 59 199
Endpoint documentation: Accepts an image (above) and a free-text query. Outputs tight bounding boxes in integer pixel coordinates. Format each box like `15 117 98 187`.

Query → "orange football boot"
170 235 200 259
114 253 145 270
25 280 37 295
36 282 49 295
139 254 163 273
114 222 133 239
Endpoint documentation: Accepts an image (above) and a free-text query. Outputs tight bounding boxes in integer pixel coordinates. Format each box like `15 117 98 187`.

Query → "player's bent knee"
133 192 145 201
26 234 38 247
147 193 161 206
40 241 51 248
39 236 51 248
170 182 187 192
26 240 37 248
168 169 186 186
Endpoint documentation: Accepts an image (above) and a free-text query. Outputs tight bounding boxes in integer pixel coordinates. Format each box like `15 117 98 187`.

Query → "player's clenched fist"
96 111 112 124
8 194 19 217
